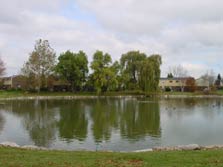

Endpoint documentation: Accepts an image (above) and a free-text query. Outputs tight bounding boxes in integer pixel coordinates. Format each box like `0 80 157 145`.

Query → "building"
195 77 210 91
0 75 72 91
159 77 195 92
0 75 27 90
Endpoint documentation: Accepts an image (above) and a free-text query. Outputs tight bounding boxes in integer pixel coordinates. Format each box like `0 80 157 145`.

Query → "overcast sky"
0 0 222 77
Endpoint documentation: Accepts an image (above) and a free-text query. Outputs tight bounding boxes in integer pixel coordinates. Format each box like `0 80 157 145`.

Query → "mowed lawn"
0 147 223 167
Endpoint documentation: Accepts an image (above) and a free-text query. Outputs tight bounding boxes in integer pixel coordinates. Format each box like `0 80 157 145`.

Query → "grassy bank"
1 147 223 167
0 90 145 98
0 90 223 99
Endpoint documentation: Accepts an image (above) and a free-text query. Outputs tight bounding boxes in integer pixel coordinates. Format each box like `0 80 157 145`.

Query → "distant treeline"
21 39 162 94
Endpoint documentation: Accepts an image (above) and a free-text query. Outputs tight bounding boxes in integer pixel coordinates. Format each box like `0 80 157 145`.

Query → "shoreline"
0 95 144 101
0 94 223 101
1 141 223 153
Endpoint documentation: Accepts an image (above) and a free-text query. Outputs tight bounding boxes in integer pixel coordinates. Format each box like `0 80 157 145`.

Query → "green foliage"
217 74 221 81
55 50 88 91
120 51 146 90
90 51 117 94
120 51 162 93
20 42 163 94
139 55 162 93
167 73 173 78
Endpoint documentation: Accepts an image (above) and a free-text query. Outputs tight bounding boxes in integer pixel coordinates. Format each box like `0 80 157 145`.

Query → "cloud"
181 63 210 78
76 0 223 35
0 0 222 78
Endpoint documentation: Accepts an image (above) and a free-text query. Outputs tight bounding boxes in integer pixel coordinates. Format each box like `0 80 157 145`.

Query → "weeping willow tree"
139 54 162 94
120 51 146 90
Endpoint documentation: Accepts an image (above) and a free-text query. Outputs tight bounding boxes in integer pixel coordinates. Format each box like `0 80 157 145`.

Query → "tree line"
19 39 162 94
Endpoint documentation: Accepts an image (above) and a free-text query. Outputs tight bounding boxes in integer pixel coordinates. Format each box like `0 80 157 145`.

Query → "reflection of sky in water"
0 112 32 146
161 99 223 146
0 98 222 151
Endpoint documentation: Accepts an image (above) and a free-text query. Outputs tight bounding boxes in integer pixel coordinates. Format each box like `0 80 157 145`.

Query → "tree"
167 73 173 78
185 77 196 92
201 70 215 89
90 50 117 94
22 39 56 92
215 73 222 88
139 54 162 93
120 51 146 90
0 57 6 77
110 61 122 91
217 74 222 81
168 65 188 92
168 65 188 78
55 50 88 91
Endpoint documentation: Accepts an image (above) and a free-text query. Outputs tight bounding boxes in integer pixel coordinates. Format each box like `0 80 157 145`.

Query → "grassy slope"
0 90 145 98
0 147 223 167
0 90 223 99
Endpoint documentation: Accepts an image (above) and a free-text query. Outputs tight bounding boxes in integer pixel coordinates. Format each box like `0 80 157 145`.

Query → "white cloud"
76 0 223 34
181 63 209 78
0 0 222 77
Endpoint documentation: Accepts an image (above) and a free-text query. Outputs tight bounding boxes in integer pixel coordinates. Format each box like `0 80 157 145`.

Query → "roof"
160 77 193 81
1 75 23 79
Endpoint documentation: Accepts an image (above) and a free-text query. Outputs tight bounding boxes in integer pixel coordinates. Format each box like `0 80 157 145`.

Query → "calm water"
0 97 223 151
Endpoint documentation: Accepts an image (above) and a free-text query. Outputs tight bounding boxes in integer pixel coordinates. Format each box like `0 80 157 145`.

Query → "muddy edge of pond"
1 142 223 152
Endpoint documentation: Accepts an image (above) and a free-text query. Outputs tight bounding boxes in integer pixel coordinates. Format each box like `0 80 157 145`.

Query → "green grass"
0 90 223 99
216 89 223 95
159 90 223 96
1 147 223 167
0 90 95 98
159 91 196 96
0 90 145 98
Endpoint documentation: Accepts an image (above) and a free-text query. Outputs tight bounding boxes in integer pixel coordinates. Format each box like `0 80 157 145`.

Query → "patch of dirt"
95 159 144 167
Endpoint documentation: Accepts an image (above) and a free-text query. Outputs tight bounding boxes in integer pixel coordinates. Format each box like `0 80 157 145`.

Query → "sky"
0 0 223 78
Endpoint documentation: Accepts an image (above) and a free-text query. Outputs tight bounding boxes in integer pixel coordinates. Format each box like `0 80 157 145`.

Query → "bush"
165 87 171 92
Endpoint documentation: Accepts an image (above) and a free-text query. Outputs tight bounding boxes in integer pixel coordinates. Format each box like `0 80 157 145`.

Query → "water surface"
0 97 222 151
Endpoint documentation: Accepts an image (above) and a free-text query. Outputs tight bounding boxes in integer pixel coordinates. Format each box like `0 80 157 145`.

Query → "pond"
0 97 223 151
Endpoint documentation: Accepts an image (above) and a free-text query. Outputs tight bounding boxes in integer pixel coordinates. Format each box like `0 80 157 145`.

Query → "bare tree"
168 65 188 92
201 70 215 89
168 65 188 78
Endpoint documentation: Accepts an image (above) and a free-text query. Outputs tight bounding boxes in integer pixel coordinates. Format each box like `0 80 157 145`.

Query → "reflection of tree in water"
0 112 5 134
120 100 161 140
90 98 119 142
1 98 162 146
24 100 57 147
2 100 57 147
90 98 161 142
2 99 89 145
57 100 88 142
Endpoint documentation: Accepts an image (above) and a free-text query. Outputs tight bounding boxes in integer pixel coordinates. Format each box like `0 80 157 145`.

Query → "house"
159 77 196 92
0 75 28 90
0 75 71 91
50 78 71 91
195 77 209 90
